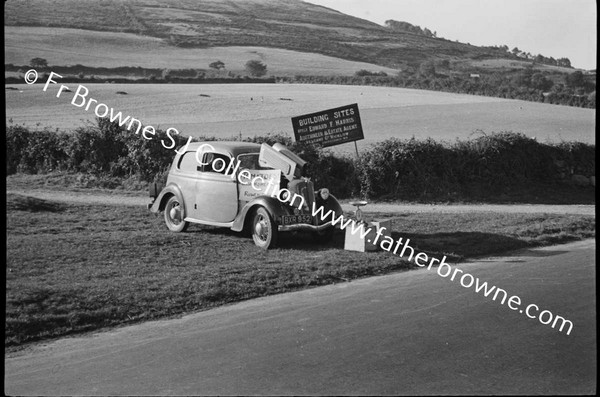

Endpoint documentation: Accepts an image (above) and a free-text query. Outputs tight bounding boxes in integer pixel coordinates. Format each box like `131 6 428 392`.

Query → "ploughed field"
6 83 595 153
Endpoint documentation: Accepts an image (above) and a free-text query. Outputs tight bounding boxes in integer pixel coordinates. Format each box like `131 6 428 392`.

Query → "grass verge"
6 193 595 348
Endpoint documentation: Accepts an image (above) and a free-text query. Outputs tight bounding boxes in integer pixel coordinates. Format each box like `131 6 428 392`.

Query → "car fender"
326 194 344 218
149 184 186 214
231 196 291 232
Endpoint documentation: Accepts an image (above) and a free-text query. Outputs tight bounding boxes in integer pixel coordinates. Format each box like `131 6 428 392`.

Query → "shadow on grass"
6 193 66 212
189 226 551 258
188 224 346 251
180 221 587 259
392 231 532 262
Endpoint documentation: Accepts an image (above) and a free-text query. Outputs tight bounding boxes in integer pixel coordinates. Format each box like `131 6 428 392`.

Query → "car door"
194 150 238 223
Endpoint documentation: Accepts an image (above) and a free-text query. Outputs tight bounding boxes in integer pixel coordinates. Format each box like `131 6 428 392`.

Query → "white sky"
308 0 597 70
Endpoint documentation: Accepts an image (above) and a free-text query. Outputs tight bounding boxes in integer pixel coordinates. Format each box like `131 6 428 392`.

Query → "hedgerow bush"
6 125 72 174
5 120 594 201
356 138 456 200
354 131 594 201
6 119 193 180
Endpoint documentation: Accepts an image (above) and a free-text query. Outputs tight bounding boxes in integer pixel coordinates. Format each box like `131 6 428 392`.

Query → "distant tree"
511 47 520 56
557 58 572 68
530 73 553 91
245 60 267 77
419 61 436 77
565 71 585 88
437 59 450 69
512 68 534 87
209 60 225 70
384 19 434 37
587 91 595 107
30 57 48 69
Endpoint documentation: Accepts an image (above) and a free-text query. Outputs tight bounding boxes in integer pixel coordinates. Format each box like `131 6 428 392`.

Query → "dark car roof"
183 141 262 157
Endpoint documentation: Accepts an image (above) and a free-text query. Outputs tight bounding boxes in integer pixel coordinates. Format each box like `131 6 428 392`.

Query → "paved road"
5 239 596 395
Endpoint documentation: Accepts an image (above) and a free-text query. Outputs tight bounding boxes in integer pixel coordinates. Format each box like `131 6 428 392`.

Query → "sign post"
291 103 364 156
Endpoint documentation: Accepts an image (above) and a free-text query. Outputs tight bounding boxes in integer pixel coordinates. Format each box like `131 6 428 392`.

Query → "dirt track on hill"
6 188 595 216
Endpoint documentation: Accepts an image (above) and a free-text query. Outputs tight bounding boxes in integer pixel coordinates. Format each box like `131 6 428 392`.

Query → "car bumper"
278 221 333 232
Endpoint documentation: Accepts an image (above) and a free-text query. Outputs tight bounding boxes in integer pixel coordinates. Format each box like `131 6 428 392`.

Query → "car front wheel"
252 207 278 249
164 195 189 232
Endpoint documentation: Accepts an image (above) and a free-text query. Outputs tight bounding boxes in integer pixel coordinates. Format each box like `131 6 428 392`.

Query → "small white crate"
344 219 392 252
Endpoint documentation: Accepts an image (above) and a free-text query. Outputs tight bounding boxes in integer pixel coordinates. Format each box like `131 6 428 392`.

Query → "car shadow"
276 230 346 251
390 231 533 262
186 224 346 251
186 224 557 259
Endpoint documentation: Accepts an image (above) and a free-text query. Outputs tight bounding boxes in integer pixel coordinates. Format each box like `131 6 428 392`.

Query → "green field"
6 191 595 347
4 26 399 77
5 83 595 153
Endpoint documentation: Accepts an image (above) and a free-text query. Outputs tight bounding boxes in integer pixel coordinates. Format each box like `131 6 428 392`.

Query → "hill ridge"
4 0 518 69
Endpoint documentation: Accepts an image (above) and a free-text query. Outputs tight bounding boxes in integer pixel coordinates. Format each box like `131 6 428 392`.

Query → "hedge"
5 119 594 202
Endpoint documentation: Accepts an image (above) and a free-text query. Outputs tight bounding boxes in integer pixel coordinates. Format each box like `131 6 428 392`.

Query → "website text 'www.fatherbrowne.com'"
25 70 573 336
310 203 574 336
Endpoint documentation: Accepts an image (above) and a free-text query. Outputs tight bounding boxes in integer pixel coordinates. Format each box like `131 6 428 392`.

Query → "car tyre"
252 207 278 249
164 195 189 232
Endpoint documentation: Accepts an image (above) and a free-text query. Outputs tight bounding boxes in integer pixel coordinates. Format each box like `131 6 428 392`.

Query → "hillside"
5 0 593 108
3 26 400 77
4 0 518 69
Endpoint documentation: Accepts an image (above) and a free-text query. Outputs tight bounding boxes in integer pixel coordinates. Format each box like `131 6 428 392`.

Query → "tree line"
9 58 594 109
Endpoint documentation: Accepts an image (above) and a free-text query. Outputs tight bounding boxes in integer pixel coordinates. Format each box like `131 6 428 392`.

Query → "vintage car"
148 141 343 249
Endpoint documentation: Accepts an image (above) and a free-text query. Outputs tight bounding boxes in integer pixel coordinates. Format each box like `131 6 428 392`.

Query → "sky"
308 0 596 70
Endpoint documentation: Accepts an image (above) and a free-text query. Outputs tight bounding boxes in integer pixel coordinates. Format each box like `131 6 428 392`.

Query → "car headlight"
319 188 330 200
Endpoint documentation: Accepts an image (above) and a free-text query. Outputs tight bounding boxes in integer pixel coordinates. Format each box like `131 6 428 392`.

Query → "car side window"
237 153 271 170
200 152 232 174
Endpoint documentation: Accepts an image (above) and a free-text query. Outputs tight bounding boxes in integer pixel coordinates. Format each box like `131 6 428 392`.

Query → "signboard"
291 103 364 147
238 169 280 201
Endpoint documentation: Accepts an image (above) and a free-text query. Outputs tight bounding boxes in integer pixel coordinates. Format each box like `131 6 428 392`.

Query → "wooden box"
344 219 392 252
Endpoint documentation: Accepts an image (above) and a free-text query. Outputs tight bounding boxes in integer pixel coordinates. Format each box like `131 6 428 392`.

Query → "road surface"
5 239 596 395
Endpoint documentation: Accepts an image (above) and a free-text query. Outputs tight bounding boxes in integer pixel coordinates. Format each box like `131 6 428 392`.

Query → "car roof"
183 141 262 157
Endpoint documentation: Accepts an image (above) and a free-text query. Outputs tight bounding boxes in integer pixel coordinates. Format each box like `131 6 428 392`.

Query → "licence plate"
281 214 313 225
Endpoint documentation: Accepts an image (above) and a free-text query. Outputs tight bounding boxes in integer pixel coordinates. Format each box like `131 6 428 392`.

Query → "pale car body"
148 141 343 249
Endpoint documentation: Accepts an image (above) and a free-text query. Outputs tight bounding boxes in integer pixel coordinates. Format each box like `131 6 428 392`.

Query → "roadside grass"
6 193 595 348
382 212 596 261
6 172 151 193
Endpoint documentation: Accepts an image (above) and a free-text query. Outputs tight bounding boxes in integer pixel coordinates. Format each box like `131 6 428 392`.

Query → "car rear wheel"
252 207 277 249
164 196 189 232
